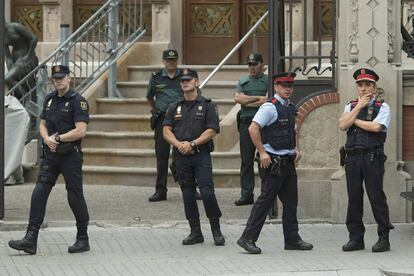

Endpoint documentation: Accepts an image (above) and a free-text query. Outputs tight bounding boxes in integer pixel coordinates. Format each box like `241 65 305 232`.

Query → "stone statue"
4 22 39 99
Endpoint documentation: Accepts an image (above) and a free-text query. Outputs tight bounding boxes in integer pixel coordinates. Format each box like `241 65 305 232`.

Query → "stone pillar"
149 0 172 64
5 0 10 22
332 0 411 223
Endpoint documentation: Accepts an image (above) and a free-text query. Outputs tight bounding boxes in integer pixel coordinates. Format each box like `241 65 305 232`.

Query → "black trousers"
242 159 300 243
175 150 222 220
29 150 89 229
345 153 392 241
154 114 171 194
239 121 256 198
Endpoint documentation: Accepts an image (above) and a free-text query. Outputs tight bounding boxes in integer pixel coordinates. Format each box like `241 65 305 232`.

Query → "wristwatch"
190 141 197 149
55 135 61 142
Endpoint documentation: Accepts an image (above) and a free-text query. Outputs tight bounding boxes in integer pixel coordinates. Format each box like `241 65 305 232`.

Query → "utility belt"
44 143 80 156
255 152 295 177
150 110 166 130
344 146 383 155
340 146 385 166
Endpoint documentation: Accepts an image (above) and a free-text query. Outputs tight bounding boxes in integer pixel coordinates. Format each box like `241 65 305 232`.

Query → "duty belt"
345 147 383 156
269 153 295 166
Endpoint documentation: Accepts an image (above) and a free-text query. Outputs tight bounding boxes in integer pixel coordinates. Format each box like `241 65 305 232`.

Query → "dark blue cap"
51 65 70 79
181 68 199 80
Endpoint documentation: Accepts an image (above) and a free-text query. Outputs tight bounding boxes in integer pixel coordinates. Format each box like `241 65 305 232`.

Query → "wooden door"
11 0 43 41
184 0 268 65
184 0 240 64
240 0 268 64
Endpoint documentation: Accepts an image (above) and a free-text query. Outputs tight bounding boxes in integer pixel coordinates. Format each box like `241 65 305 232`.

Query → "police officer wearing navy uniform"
147 49 182 202
339 68 393 253
237 72 313 254
234 53 268 206
9 65 90 254
163 68 225 246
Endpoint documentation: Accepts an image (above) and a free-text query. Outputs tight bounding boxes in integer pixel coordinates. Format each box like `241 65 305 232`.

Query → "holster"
150 110 163 130
339 146 346 167
236 110 241 132
56 143 76 155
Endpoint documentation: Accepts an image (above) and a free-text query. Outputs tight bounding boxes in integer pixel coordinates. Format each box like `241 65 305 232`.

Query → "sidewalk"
1 184 414 275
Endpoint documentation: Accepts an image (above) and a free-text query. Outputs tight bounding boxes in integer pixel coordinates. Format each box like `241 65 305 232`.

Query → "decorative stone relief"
366 0 379 67
299 103 339 169
348 0 359 62
387 0 395 62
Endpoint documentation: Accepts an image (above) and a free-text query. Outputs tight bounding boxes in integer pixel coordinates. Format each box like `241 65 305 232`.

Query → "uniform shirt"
236 73 268 118
146 68 182 113
343 99 391 132
252 94 296 155
40 89 89 146
163 95 220 142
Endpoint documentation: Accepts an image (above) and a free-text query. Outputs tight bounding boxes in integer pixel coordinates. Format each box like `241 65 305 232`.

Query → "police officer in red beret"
339 68 393 253
237 72 313 254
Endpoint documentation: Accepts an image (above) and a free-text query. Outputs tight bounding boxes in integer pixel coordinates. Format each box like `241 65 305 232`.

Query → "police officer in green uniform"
9 65 90 254
163 69 225 246
234 53 268 206
147 49 182 202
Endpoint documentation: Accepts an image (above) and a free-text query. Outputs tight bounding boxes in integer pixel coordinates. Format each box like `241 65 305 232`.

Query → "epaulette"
270 98 279 104
239 76 250 86
374 98 384 107
349 99 358 107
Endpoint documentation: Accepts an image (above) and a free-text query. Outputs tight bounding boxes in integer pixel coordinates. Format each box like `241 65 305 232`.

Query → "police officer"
237 72 313 254
163 68 225 246
234 53 268 206
147 49 182 202
339 68 393 253
9 65 90 254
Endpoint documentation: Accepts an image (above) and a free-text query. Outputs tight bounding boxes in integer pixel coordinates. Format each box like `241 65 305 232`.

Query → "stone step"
83 166 251 187
83 131 154 148
89 114 151 132
22 163 254 187
96 98 236 115
82 148 241 169
127 65 252 82
117 80 237 99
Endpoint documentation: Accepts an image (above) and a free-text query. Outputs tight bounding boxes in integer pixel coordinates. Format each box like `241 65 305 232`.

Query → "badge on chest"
174 105 182 120
195 105 204 117
61 101 70 112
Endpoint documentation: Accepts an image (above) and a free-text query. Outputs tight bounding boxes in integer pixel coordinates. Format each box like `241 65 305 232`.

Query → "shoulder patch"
80 101 88 111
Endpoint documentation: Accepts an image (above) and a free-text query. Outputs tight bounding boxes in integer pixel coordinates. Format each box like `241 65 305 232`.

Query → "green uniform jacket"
236 73 268 118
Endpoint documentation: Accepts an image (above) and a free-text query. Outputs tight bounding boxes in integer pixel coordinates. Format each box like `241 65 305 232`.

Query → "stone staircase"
80 65 259 187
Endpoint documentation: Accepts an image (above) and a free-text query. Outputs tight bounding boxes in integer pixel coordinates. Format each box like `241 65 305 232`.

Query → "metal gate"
268 0 337 104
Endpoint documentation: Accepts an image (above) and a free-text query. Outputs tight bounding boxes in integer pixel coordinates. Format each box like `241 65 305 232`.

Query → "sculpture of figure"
4 22 39 99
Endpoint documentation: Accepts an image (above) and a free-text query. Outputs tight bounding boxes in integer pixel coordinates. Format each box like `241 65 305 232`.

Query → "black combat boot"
237 237 261 254
209 217 225 246
182 219 204 245
372 231 390 253
68 225 90 253
68 235 90 253
342 240 365 252
8 225 39 255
